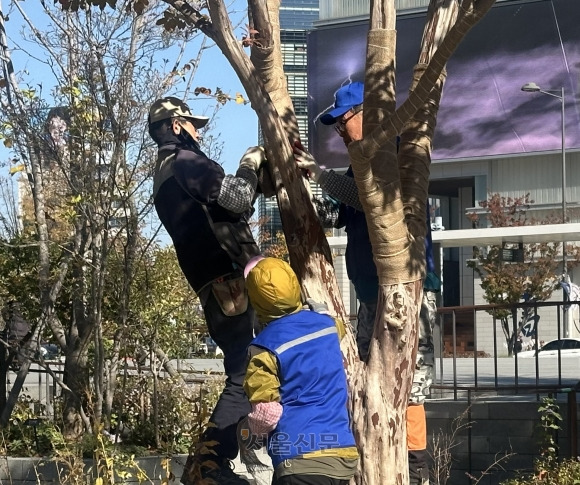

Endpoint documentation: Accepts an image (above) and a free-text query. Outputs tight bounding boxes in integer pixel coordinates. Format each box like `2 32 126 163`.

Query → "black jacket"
335 167 379 304
153 143 259 292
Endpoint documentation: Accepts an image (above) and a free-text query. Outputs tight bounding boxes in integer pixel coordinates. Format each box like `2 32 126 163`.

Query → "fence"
2 300 580 484
432 300 580 484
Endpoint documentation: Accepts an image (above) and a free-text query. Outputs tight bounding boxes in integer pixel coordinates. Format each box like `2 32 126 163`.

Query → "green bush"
502 396 579 485
501 457 580 485
0 374 223 458
111 374 223 454
0 394 63 456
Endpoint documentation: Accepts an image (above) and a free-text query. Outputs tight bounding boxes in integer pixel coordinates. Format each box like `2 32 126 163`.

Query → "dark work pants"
409 449 430 485
199 287 254 460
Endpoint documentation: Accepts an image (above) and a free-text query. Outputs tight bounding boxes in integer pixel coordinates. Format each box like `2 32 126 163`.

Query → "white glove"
239 146 266 171
294 147 324 182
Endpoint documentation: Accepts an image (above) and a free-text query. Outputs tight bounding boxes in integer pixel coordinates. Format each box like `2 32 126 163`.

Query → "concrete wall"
427 397 580 485
0 452 270 485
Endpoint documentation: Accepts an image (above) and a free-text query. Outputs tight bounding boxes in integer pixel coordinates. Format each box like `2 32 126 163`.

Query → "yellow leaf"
9 164 25 175
235 93 245 104
95 478 103 485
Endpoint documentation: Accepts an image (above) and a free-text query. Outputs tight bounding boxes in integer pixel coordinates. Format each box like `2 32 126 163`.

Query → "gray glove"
239 146 266 172
305 298 330 315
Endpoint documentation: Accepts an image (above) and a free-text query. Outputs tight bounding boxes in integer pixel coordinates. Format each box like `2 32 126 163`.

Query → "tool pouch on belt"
211 276 249 317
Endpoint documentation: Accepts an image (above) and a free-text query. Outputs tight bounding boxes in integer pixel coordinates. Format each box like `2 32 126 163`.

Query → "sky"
0 0 260 244
186 44 260 174
0 0 259 177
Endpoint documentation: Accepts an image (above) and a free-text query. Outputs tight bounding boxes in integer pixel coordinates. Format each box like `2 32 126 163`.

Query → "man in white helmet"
148 97 265 484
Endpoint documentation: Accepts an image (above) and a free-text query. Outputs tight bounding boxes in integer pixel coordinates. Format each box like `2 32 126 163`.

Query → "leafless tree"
0 0 221 435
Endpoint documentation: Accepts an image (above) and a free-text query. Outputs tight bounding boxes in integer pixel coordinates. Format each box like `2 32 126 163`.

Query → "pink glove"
248 402 283 436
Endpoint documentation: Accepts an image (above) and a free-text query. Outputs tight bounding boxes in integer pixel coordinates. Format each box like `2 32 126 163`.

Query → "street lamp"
521 82 568 337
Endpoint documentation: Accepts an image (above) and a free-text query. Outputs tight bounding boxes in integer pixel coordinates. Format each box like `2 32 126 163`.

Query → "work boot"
181 455 250 485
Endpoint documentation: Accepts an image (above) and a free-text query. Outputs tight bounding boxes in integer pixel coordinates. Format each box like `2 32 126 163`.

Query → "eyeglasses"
334 105 363 134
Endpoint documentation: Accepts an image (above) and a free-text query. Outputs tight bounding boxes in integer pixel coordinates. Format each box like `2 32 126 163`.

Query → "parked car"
192 336 223 357
40 343 61 361
516 338 580 358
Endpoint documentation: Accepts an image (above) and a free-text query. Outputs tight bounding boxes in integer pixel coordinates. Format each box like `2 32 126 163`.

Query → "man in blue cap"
294 81 438 485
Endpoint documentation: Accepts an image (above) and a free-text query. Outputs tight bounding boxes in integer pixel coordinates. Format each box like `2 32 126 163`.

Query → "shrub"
0 373 224 457
501 395 579 485
112 373 224 454
501 457 580 485
0 394 63 456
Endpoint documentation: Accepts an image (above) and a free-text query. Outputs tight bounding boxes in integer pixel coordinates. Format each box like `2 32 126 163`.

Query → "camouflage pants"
355 300 377 361
355 290 436 403
411 289 436 404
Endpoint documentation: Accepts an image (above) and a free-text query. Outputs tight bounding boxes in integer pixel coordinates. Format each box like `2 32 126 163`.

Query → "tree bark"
348 1 493 483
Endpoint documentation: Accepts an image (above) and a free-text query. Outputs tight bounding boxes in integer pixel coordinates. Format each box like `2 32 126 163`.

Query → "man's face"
335 108 363 147
172 118 201 143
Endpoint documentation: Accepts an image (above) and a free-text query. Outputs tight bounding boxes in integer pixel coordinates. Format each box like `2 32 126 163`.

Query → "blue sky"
0 1 259 178
0 1 260 247
188 47 260 174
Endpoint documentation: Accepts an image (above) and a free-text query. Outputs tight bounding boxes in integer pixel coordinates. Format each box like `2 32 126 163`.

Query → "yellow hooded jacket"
243 258 357 479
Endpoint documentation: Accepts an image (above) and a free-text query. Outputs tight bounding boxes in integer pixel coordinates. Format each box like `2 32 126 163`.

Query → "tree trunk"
62 346 92 437
347 1 493 482
0 323 42 426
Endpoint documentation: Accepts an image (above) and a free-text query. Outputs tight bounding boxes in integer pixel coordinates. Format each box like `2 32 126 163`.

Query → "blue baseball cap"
320 82 364 125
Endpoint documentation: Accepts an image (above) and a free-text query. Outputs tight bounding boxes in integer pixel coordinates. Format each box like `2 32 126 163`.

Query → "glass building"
257 0 320 250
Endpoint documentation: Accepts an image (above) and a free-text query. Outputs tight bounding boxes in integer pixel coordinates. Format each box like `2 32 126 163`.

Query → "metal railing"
433 301 580 465
435 300 580 396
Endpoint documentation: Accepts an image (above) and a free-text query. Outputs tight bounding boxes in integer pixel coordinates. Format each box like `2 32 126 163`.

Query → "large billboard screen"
307 0 580 169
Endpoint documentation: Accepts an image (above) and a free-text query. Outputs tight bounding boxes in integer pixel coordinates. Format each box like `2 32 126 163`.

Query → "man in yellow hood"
243 257 358 485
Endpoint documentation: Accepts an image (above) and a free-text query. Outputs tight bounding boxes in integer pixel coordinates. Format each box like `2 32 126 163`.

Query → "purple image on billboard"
307 0 580 169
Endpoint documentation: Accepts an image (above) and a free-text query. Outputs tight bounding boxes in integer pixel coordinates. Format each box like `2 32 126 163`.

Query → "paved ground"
434 355 580 387
167 356 580 389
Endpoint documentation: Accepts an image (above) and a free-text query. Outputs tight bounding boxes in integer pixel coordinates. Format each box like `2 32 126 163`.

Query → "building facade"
309 0 580 353
257 0 319 250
